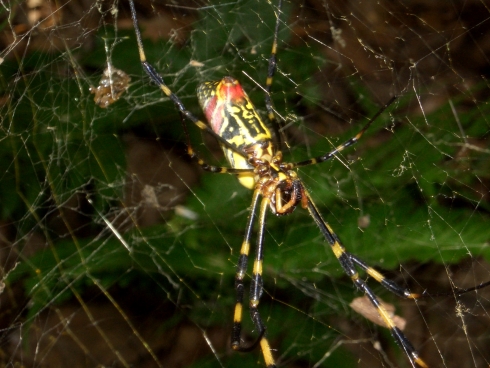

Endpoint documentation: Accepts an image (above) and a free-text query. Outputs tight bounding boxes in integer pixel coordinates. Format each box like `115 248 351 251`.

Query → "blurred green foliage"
1 0 489 367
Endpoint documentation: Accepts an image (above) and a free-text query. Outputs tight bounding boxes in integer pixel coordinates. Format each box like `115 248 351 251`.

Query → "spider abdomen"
197 77 275 189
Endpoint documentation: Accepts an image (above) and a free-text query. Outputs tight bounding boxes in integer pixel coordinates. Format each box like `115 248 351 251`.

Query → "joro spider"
129 1 428 367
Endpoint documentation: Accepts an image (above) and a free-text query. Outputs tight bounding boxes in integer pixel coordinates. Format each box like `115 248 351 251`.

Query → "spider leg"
304 189 428 368
232 189 261 351
128 0 247 158
425 279 490 297
292 96 397 168
263 0 284 150
251 196 276 367
232 189 276 368
350 255 421 299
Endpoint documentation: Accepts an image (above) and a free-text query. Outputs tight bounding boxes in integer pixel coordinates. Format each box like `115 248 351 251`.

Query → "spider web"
1 1 490 367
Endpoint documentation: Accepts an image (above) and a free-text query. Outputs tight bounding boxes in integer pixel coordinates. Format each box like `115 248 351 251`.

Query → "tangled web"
0 1 489 367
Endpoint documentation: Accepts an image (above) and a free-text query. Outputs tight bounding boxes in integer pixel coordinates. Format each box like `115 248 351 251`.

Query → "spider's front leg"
232 190 276 368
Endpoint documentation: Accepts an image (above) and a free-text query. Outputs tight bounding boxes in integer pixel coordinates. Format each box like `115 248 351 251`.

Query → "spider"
128 1 428 367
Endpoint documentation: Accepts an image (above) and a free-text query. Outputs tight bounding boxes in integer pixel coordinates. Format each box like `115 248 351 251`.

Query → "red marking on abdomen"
203 94 225 134
219 77 246 105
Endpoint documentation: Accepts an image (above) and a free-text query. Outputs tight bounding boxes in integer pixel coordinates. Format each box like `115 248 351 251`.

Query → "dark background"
0 1 489 367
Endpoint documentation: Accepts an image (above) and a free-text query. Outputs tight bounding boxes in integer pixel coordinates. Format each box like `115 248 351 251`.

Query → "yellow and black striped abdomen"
197 77 274 189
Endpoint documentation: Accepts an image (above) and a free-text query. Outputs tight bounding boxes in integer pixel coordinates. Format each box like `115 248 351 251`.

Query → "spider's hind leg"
304 190 428 368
